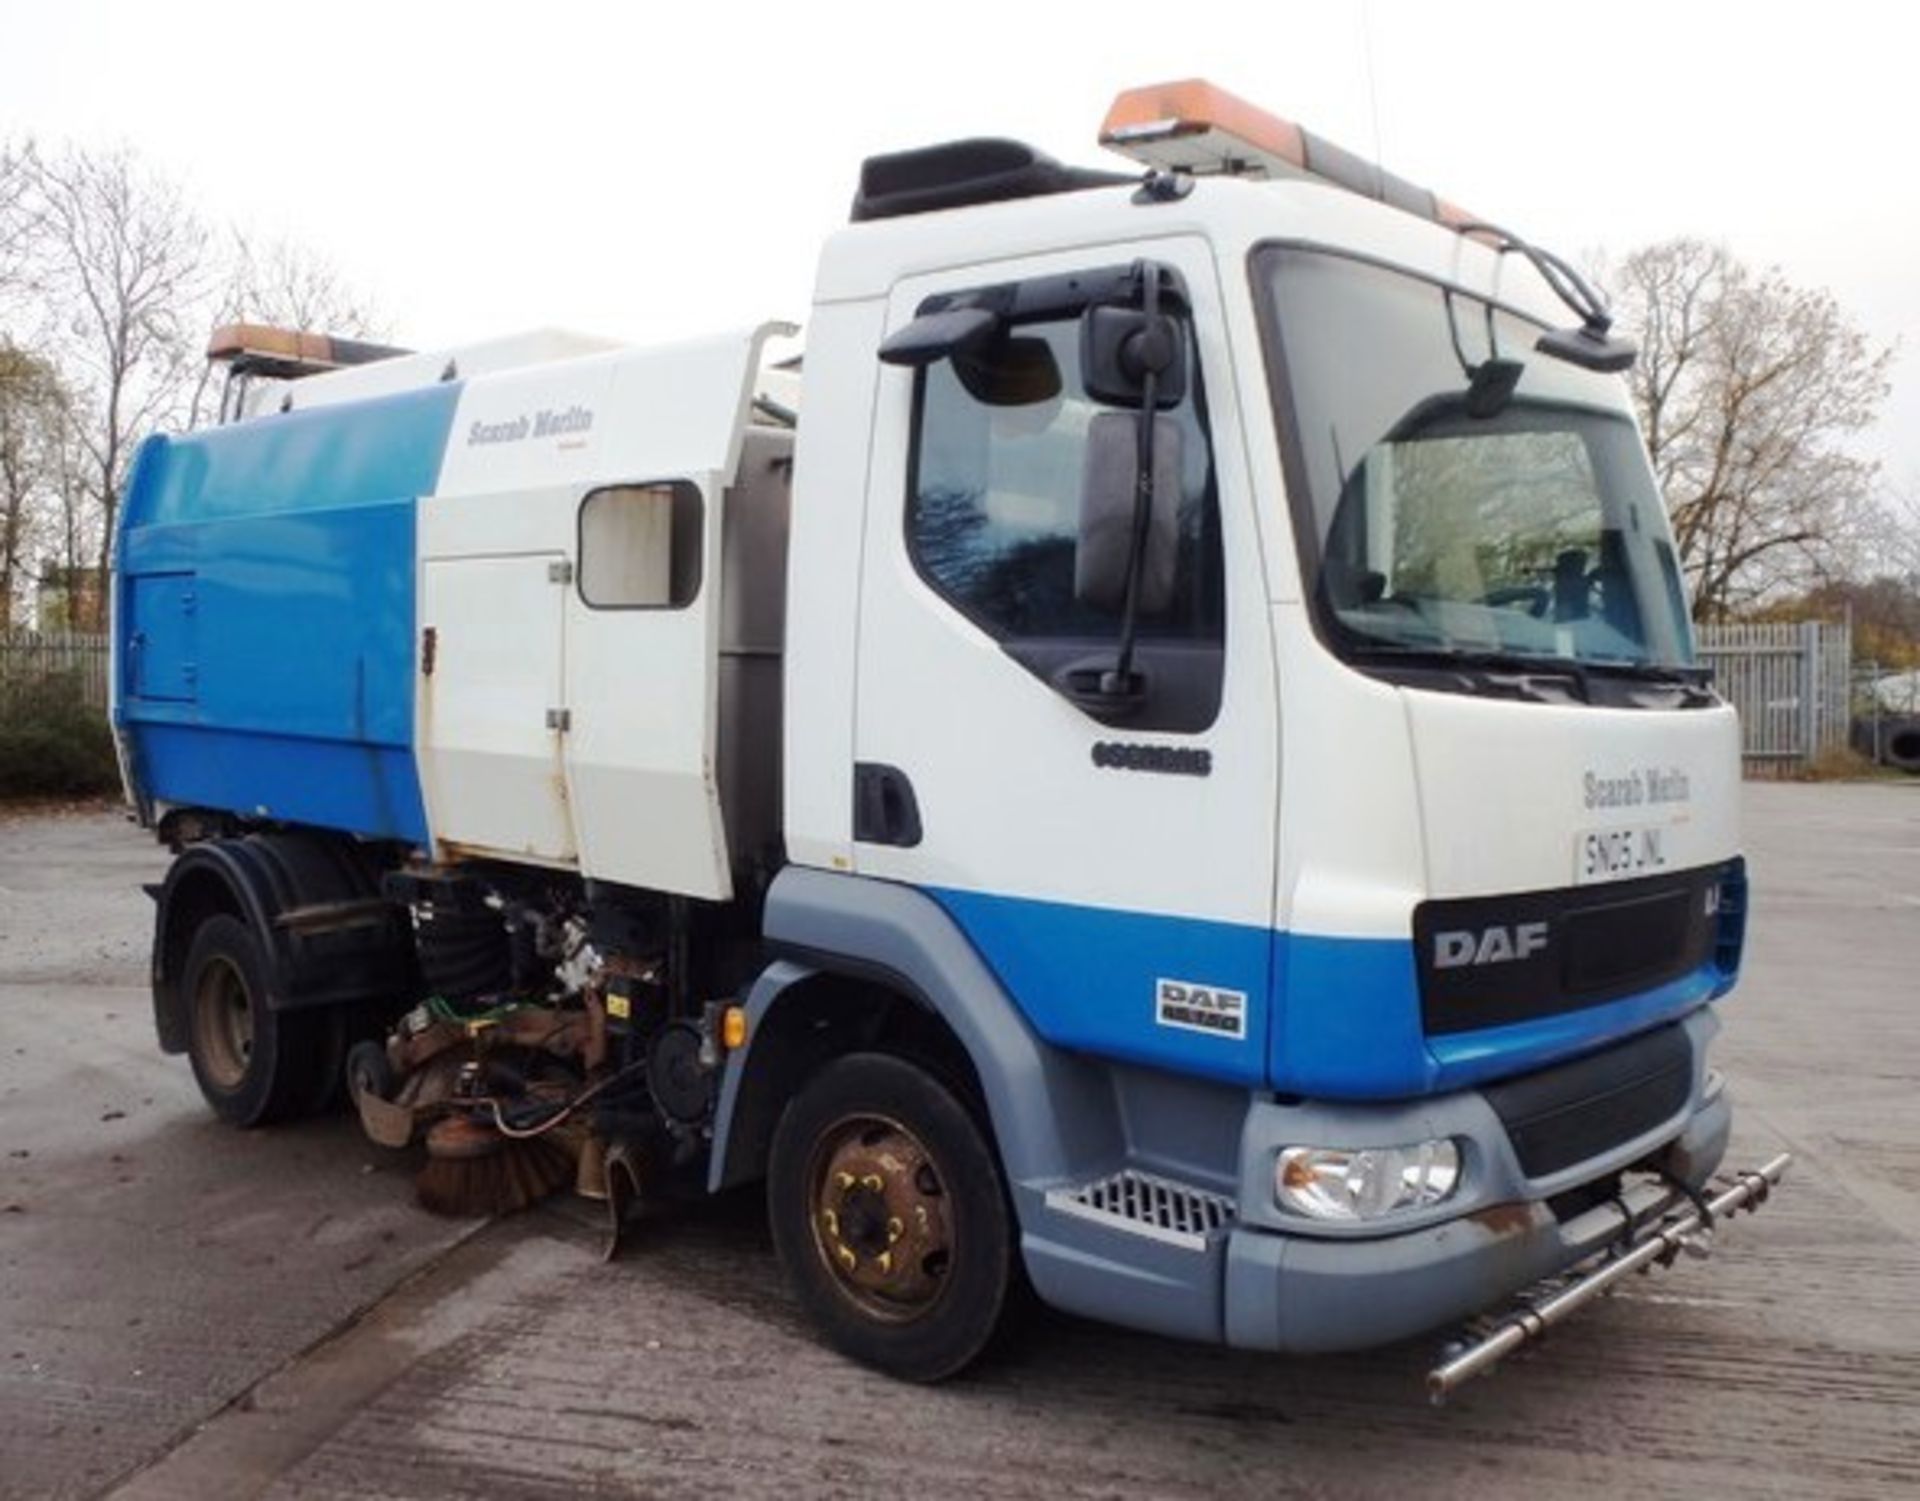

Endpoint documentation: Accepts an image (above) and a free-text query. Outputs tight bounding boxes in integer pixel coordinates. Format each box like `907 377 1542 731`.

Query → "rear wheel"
768 1052 1014 1382
182 913 332 1126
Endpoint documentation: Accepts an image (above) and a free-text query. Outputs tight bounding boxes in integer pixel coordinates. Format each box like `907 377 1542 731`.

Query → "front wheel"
767 1052 1014 1382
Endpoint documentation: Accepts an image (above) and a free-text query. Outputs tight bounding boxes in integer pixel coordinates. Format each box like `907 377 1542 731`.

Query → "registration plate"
1574 824 1671 885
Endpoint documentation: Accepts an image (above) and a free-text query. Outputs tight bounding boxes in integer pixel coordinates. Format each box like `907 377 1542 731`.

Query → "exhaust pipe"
1427 1153 1792 1402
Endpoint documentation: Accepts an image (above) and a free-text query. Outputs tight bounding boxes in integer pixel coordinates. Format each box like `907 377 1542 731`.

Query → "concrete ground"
3 786 1917 1499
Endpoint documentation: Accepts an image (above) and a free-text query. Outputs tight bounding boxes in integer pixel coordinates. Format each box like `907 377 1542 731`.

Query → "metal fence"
0 623 1867 772
0 630 111 711
1696 619 1852 770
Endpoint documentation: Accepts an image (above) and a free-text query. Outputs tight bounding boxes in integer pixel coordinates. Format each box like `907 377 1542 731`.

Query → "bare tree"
0 140 35 304
1608 239 1894 621
223 230 383 336
0 341 72 625
27 146 210 626
1868 479 1920 584
186 230 385 427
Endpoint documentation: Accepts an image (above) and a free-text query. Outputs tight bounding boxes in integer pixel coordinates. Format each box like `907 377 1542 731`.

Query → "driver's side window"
906 314 1224 649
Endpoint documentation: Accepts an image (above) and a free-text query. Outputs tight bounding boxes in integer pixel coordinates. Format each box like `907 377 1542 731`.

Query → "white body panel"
1404 694 1742 897
562 472 730 897
433 328 795 499
418 549 575 863
412 323 792 897
1268 606 1429 941
781 298 887 874
252 330 625 418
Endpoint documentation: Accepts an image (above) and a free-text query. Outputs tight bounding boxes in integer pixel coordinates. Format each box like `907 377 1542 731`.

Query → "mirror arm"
1103 261 1161 699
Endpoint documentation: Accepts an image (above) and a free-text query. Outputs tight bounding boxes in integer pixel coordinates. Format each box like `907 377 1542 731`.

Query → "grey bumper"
1222 1085 1731 1353
1021 1007 1730 1354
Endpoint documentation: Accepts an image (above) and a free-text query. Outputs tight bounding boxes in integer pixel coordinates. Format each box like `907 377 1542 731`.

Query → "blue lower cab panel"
1270 933 1726 1098
1419 964 1726 1091
130 723 428 844
926 885 1726 1097
926 887 1274 1088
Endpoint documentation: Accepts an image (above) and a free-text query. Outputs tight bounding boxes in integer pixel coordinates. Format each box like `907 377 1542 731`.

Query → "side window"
907 317 1224 645
578 481 703 608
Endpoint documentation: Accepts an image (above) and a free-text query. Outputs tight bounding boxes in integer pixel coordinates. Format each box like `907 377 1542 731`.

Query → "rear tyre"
768 1051 1014 1383
182 913 329 1127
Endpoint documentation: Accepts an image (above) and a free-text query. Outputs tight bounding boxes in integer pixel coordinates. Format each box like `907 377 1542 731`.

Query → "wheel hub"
193 955 254 1090
813 1120 951 1313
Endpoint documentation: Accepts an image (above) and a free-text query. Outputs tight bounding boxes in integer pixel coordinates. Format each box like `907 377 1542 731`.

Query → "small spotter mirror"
1535 324 1637 374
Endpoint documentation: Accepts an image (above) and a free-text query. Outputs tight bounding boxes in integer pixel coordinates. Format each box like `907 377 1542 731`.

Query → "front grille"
1561 884 1697 994
1415 863 1729 1037
1484 1023 1693 1179
1044 1169 1236 1251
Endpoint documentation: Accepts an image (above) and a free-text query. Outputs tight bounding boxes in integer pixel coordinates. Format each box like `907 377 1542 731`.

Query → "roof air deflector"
851 138 1131 223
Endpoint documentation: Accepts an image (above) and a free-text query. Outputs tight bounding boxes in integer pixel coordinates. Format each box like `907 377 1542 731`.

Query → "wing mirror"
1081 303 1187 409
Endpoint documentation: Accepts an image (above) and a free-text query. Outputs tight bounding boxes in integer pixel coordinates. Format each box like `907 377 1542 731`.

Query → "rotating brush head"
415 1114 577 1218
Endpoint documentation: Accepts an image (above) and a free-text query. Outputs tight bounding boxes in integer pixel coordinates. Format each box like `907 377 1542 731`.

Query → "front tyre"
768 1052 1014 1382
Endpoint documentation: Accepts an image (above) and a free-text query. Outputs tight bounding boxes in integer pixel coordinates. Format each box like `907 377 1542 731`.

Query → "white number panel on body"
1574 823 1673 885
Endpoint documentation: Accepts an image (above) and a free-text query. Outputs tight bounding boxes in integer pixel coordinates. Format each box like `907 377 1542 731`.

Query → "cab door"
850 242 1280 1086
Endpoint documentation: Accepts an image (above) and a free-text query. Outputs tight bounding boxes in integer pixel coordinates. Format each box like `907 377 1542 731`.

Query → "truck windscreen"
1255 246 1697 681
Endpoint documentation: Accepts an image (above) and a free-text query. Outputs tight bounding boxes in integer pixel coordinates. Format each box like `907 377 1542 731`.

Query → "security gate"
1696 620 1851 770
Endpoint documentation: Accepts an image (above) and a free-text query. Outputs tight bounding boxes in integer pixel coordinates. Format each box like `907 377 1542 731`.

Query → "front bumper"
1020 1006 1735 1356
1222 1083 1730 1352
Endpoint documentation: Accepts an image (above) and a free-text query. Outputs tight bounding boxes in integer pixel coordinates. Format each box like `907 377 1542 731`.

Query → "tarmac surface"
2 785 1918 1499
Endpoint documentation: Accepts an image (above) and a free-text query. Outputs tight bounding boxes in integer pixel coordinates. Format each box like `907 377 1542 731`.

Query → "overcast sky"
3 0 1914 487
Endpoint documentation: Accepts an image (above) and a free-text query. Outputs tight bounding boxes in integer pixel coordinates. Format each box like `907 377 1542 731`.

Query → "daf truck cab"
114 81 1783 1396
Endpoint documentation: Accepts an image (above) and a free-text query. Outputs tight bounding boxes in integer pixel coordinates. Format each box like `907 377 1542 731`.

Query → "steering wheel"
1481 584 1551 618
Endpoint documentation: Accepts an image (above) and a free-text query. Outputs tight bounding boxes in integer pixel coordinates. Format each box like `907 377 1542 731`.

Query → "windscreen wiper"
1351 643 1718 707
1579 659 1718 704
1583 659 1712 686
1344 642 1594 703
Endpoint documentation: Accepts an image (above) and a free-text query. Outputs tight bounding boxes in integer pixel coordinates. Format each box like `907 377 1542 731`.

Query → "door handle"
853 763 923 848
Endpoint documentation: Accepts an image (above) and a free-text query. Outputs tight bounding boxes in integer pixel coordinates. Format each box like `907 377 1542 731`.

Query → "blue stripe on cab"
927 886 1275 1087
926 885 1725 1100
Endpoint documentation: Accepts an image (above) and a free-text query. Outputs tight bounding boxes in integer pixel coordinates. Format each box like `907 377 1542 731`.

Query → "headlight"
1275 1138 1462 1222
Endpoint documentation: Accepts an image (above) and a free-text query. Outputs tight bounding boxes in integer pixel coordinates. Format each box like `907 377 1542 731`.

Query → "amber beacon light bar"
1098 78 1483 234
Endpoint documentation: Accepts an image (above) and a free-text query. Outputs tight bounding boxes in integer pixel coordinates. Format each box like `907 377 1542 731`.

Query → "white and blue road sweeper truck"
112 81 1787 1396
